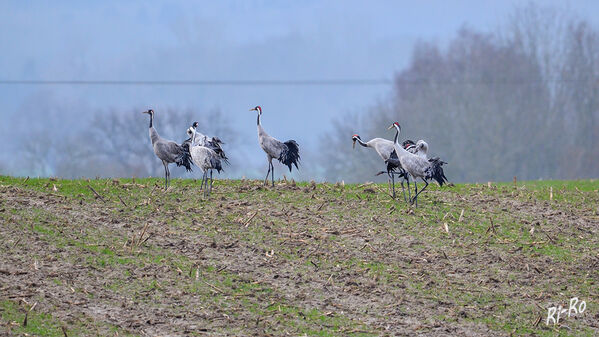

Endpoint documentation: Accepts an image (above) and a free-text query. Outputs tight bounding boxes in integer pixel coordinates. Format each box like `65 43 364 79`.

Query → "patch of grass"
0 300 65 336
0 300 138 337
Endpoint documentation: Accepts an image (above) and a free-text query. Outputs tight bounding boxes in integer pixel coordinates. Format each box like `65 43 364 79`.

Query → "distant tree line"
321 4 599 182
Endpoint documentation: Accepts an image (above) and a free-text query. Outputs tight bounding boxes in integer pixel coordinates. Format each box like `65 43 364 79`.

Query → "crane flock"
144 108 448 206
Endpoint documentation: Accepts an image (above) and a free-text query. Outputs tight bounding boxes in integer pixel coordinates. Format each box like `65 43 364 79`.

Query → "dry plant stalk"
23 302 37 327
244 212 258 227
87 185 106 202
118 195 128 207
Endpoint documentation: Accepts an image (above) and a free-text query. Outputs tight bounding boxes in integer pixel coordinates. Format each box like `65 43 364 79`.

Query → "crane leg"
401 173 408 204
209 170 213 196
412 178 429 206
205 171 209 196
271 163 275 187
200 171 205 190
204 171 208 196
413 180 418 207
389 171 397 198
162 162 168 191
386 171 393 198
167 165 171 189
392 170 408 203
264 162 271 186
406 175 412 204
391 172 396 198
400 179 407 203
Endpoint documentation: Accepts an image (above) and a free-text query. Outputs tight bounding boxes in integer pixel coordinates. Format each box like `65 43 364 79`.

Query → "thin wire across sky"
0 78 595 86
0 79 392 86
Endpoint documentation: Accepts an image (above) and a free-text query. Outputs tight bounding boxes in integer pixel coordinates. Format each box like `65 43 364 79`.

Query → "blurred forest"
13 4 599 182
322 4 599 182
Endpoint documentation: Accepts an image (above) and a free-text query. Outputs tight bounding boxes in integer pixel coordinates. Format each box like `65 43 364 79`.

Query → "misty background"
1 1 598 183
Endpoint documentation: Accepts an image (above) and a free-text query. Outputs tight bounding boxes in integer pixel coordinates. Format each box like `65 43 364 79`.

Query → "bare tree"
320 4 599 182
555 21 599 178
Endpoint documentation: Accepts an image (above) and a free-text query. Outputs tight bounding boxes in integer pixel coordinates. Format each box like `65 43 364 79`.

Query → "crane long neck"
393 126 410 157
148 113 159 144
356 138 369 148
257 113 261 126
257 113 268 137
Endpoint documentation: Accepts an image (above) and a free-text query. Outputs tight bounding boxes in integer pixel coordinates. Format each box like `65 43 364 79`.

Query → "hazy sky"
1 0 598 177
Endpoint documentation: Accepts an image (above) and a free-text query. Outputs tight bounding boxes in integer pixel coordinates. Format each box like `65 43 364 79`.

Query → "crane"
250 106 300 187
387 122 448 207
188 121 229 164
142 109 192 190
403 139 448 184
186 125 223 197
352 134 409 201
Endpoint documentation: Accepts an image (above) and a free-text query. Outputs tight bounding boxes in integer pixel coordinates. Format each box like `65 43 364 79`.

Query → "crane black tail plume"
176 139 194 172
426 157 448 186
211 145 229 165
214 149 229 165
211 157 223 174
207 137 230 165
279 140 300 172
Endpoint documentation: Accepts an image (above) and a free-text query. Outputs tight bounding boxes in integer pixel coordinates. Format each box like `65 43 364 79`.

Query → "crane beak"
352 139 356 149
387 124 394 130
249 108 256 111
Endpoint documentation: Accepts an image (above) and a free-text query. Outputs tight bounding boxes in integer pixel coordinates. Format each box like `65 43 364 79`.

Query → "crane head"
402 139 415 149
192 121 199 128
416 140 428 153
351 134 360 149
142 109 154 115
250 106 262 114
387 122 401 132
187 127 195 144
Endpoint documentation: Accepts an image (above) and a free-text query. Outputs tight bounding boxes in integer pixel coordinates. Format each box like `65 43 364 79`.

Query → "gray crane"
186 125 223 197
188 121 229 164
250 106 300 187
402 139 448 185
352 134 409 201
387 122 447 207
142 109 192 190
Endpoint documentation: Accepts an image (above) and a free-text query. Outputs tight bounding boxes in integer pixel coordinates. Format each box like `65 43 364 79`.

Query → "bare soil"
1 178 598 336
